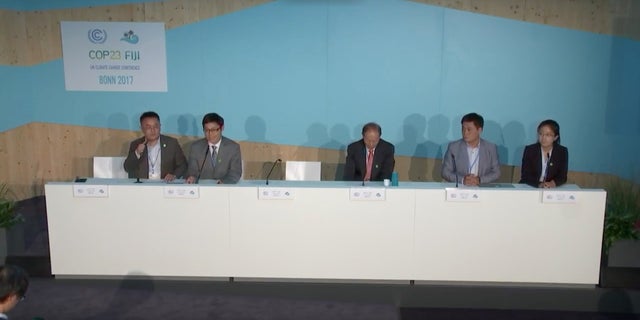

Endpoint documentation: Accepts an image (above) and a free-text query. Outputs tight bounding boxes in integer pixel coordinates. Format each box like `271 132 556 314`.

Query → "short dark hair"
361 122 382 136
537 119 561 144
139 111 160 123
202 113 224 129
0 265 29 303
461 113 484 129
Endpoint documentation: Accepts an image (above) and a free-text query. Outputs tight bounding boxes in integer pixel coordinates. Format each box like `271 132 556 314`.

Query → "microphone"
265 159 282 185
134 139 147 184
195 145 209 184
451 153 458 188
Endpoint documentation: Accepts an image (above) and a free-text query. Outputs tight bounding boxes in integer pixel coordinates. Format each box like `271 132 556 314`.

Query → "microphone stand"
195 146 209 184
134 145 146 184
265 159 282 185
134 139 148 184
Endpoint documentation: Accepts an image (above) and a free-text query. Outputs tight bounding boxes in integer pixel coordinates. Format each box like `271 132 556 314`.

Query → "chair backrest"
93 156 128 178
285 161 321 181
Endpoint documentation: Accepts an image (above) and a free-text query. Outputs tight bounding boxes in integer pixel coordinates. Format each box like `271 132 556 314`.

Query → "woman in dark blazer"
520 119 568 188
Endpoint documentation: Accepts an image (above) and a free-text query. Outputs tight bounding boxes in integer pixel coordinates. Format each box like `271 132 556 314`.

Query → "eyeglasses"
204 127 221 133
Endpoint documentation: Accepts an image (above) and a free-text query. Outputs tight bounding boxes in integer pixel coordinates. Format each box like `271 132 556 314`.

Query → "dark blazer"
343 138 395 181
186 137 242 184
123 134 187 179
520 143 568 187
441 138 501 184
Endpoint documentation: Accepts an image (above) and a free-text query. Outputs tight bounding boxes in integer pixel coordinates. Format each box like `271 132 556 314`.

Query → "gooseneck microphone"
195 145 209 184
134 140 147 184
135 169 142 183
265 159 282 185
451 153 458 188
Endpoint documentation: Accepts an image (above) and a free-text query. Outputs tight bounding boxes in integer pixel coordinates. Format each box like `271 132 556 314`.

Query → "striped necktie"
210 145 217 168
364 148 374 181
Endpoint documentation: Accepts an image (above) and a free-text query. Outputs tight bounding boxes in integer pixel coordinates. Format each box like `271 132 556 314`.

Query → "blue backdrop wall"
1 0 639 180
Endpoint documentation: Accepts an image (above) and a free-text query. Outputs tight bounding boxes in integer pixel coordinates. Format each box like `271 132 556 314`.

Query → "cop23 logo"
88 29 107 44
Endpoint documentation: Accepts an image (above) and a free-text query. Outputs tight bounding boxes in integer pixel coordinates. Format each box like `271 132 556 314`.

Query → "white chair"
93 156 128 178
285 161 321 181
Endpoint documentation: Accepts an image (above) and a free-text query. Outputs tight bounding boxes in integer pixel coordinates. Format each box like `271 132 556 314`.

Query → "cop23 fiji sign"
61 21 167 92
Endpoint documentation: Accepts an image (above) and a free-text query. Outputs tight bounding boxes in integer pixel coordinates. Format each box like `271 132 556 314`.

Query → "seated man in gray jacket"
441 112 500 186
186 113 242 184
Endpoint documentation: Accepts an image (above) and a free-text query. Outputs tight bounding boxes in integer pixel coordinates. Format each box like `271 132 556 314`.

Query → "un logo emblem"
88 29 107 44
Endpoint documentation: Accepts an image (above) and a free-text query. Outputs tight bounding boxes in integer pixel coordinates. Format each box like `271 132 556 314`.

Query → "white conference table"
44 179 606 285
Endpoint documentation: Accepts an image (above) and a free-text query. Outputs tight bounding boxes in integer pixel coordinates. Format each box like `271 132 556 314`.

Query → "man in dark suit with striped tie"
343 122 395 182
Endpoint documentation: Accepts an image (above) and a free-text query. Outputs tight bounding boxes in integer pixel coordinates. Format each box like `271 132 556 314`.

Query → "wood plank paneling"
0 123 139 198
24 10 63 64
412 0 639 39
418 0 527 21
0 0 272 65
523 0 609 33
2 0 640 65
0 10 27 65
0 122 617 200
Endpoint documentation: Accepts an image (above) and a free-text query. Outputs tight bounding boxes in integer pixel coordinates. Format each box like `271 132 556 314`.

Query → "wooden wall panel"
412 0 640 40
0 123 139 199
523 0 609 33
0 0 272 65
609 0 640 40
418 0 527 21
24 10 63 65
2 0 639 65
0 122 619 200
0 10 26 65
